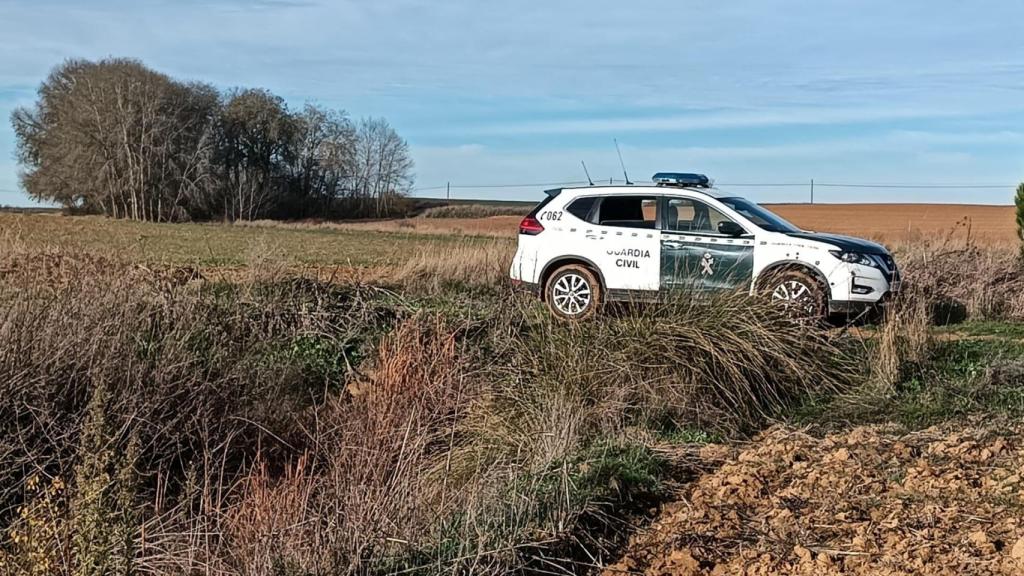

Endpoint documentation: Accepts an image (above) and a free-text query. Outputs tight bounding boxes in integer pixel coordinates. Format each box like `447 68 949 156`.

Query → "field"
259 202 1019 245
2 206 1024 576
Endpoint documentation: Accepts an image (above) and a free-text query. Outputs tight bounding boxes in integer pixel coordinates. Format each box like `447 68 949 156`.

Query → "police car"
510 172 899 320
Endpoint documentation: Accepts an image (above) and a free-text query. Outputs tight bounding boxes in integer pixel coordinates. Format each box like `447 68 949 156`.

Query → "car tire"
545 264 602 320
761 268 827 321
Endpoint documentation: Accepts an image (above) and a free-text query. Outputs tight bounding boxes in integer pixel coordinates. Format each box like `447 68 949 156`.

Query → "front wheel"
761 269 827 320
545 265 602 320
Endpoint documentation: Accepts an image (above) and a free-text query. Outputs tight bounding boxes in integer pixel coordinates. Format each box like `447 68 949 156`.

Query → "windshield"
718 197 801 233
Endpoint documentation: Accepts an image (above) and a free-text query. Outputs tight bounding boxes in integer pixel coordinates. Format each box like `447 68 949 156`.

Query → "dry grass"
0 234 862 574
420 204 528 219
1 208 1022 575
394 238 516 293
237 216 519 238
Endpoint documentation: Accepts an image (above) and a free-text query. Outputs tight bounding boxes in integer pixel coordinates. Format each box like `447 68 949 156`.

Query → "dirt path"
607 424 1024 575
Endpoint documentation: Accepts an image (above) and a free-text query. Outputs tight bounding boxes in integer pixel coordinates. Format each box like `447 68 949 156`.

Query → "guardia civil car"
510 172 899 320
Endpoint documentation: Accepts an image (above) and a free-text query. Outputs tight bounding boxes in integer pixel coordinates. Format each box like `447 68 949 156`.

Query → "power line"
813 183 1013 189
413 180 1019 193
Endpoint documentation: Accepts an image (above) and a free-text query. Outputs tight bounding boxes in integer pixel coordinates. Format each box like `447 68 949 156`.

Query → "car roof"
554 184 734 200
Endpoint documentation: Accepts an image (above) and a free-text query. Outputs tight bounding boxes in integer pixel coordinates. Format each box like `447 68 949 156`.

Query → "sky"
0 0 1022 206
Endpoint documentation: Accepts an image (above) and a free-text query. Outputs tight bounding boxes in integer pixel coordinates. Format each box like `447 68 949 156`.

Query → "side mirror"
718 221 746 237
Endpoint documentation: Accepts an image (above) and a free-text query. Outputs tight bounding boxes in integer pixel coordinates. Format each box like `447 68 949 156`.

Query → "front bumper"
829 293 894 318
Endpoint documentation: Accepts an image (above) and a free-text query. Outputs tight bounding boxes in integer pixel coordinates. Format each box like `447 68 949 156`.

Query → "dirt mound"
608 424 1024 575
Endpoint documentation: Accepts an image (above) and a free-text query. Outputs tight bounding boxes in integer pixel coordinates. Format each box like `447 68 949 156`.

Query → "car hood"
784 231 889 255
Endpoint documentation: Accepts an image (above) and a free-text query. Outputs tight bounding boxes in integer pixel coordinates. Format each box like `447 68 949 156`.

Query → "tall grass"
419 204 527 219
892 235 1024 321
0 239 860 575
394 238 515 293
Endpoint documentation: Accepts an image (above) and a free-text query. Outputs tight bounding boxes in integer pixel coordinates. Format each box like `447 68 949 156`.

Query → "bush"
0 244 861 575
420 204 528 219
0 251 403 573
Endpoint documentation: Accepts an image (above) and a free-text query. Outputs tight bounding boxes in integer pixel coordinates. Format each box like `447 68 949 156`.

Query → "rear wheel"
761 269 827 320
545 264 602 320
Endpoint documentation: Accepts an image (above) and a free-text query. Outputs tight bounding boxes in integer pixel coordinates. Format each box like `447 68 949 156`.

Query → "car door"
659 196 755 292
584 194 661 292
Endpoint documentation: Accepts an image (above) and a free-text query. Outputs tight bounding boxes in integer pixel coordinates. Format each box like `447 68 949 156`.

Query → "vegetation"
11 58 413 222
420 203 528 219
1 212 1023 574
1017 182 1024 258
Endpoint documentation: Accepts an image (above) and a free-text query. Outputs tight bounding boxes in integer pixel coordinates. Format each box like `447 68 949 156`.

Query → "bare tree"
215 89 298 221
12 58 414 221
289 104 356 217
347 117 414 217
12 58 219 222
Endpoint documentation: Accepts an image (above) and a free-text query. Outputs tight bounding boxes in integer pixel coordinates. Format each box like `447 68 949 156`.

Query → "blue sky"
1 0 1022 206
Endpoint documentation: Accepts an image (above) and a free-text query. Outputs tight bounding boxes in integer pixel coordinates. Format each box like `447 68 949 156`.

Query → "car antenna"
614 138 633 185
581 160 595 186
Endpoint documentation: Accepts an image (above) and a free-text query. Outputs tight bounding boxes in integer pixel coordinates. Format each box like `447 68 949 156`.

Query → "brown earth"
607 424 1024 576
323 203 1016 246
768 204 1016 246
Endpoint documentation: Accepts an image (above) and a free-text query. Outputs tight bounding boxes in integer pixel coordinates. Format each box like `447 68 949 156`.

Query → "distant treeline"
11 58 414 221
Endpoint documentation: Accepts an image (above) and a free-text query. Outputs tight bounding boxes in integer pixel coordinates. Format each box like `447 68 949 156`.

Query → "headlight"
829 250 876 267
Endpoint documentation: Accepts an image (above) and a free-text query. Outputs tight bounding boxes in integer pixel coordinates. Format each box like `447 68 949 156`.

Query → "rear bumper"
511 279 541 298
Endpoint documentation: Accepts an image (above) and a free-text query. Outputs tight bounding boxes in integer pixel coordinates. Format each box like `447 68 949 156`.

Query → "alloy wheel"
551 273 592 316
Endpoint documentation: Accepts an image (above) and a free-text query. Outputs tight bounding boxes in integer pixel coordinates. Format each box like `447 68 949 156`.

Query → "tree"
215 89 298 221
12 58 219 221
12 57 414 221
1016 182 1024 259
287 104 356 217
347 117 414 217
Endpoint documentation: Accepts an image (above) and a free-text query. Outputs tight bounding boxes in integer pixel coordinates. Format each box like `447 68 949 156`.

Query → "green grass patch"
796 334 1024 430
937 320 1024 340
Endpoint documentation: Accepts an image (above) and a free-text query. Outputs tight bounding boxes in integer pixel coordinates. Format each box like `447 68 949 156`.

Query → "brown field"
275 203 1019 246
768 203 1017 245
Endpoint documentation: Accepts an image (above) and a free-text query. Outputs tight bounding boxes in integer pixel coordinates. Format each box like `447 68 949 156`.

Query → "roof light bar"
652 172 711 188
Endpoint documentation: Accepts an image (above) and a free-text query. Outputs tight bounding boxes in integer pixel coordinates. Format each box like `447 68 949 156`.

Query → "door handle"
662 241 686 249
585 235 600 240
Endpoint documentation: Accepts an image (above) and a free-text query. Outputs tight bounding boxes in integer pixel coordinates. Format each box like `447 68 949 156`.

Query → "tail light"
519 216 544 235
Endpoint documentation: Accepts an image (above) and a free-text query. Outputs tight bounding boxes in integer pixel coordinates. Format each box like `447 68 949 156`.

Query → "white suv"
509 172 899 320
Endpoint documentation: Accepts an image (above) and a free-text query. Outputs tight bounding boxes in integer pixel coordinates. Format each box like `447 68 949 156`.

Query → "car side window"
566 197 598 222
664 198 735 234
595 196 658 229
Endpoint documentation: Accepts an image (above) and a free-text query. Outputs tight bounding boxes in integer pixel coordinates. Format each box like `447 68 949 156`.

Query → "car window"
717 197 800 233
596 196 658 229
664 198 735 234
566 196 598 221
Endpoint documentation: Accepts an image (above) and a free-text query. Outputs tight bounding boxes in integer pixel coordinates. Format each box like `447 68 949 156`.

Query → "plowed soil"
607 424 1024 576
348 203 1016 245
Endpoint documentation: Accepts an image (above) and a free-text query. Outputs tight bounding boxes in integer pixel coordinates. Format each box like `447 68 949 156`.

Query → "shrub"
893 237 1024 321
1016 182 1024 259
0 250 405 573
420 204 528 219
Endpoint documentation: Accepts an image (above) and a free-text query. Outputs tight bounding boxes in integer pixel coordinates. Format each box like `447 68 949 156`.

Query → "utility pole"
446 181 450 201
810 178 815 204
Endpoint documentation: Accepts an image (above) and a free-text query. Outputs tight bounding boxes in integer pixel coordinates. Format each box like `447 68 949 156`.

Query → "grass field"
2 208 1024 575
0 212 507 267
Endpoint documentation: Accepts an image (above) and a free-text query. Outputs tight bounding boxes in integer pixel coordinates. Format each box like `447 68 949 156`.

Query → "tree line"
11 58 414 221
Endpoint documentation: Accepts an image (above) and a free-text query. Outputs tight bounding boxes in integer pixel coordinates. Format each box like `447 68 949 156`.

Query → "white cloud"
467 106 970 136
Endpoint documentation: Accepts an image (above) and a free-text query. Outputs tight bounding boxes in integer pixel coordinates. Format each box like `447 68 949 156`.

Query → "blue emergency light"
652 172 711 188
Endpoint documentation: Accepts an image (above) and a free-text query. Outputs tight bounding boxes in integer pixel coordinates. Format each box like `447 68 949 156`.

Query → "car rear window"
566 197 598 221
